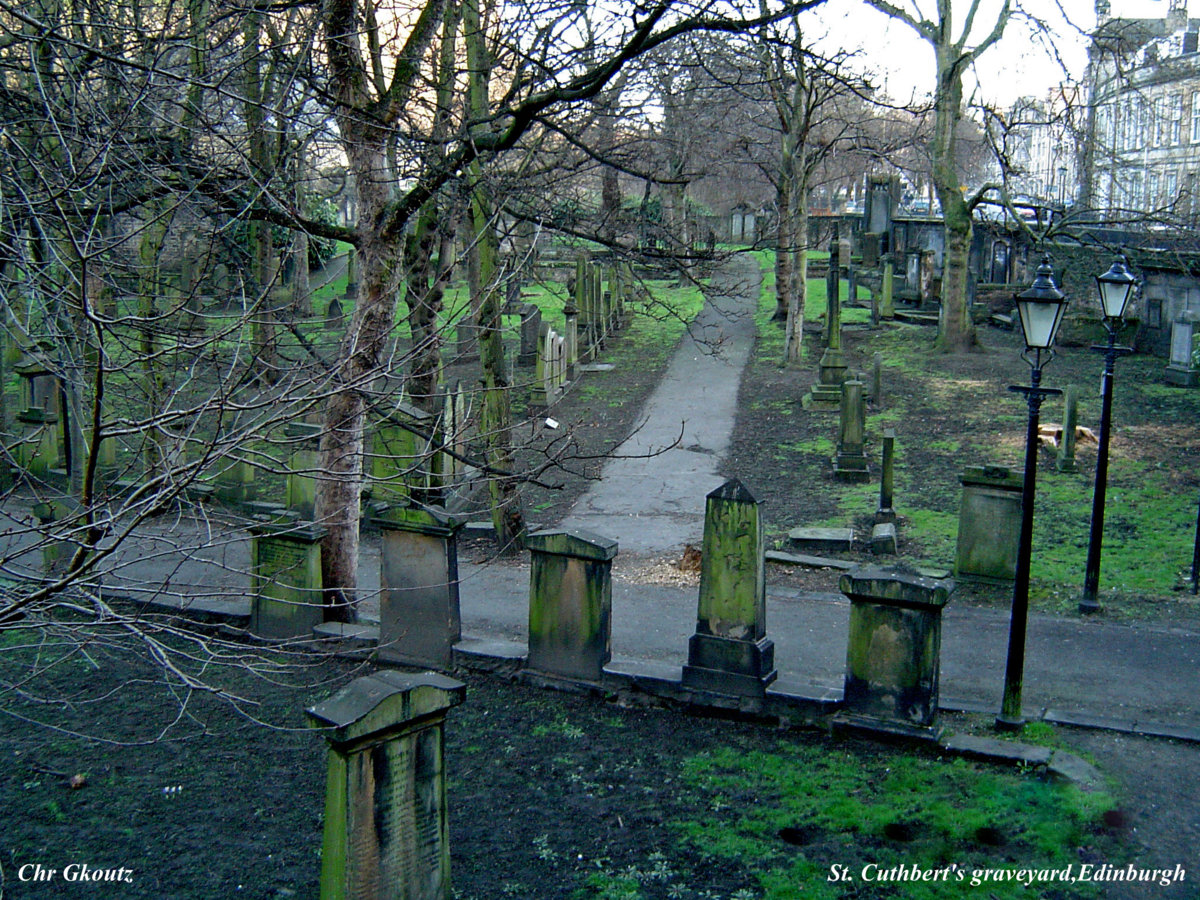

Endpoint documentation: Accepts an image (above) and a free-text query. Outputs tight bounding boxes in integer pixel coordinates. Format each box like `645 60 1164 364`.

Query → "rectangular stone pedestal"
683 634 776 697
837 567 953 739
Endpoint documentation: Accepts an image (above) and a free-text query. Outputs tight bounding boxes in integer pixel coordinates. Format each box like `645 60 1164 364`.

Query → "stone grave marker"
307 671 465 900
833 380 870 482
955 465 1022 582
374 503 464 669
250 520 327 639
1056 387 1079 473
285 422 324 520
682 479 777 697
526 529 617 683
517 304 542 367
836 567 954 739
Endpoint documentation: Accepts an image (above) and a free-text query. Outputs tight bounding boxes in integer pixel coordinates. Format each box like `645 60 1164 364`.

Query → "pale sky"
806 0 1195 107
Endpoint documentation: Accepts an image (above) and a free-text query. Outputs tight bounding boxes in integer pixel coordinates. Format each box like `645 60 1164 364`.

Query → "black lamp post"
997 256 1069 731
1079 258 1137 615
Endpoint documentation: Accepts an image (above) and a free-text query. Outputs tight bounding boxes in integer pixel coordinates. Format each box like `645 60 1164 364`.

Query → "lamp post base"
994 714 1026 733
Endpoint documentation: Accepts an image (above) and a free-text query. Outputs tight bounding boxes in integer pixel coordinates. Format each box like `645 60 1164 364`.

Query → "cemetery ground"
4 251 1200 898
0 636 1168 900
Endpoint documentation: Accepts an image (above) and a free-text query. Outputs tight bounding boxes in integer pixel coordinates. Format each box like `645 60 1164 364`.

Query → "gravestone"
284 422 324 520
833 380 870 482
31 499 79 578
803 236 848 410
955 465 1022 583
1056 387 1079 473
250 521 327 639
374 504 464 669
876 429 896 523
1165 313 1200 387
880 260 896 320
307 671 465 900
517 304 542 367
836 567 954 739
372 404 435 503
214 455 256 505
682 480 777 697
526 529 617 683
562 302 580 380
15 408 61 479
528 322 554 411
325 296 344 330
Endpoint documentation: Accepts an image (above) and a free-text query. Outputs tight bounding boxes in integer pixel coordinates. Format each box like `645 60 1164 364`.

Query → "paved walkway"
2 245 1198 739
557 253 761 553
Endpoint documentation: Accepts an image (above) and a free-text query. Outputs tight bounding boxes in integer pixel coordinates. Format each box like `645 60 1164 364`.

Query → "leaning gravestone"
836 567 954 740
526 529 617 683
250 520 327 639
682 480 777 697
307 671 465 900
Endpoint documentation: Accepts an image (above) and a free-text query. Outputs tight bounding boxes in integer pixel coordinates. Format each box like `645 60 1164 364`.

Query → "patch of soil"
4 638 1176 900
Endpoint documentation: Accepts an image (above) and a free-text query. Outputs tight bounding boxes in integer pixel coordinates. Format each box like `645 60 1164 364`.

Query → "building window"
1173 94 1184 144
1156 96 1168 145
1168 171 1179 202
1191 93 1200 142
1150 172 1160 208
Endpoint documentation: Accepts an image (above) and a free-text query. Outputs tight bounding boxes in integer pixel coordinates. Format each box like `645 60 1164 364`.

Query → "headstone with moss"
374 503 464 668
682 479 777 697
833 380 870 482
372 404 435 503
1056 387 1079 473
836 566 954 739
526 529 617 683
954 465 1022 583
250 520 327 639
285 422 324 520
307 671 465 900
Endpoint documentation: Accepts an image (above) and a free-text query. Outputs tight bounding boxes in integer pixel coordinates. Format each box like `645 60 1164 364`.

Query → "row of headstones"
297 481 953 898
514 257 632 407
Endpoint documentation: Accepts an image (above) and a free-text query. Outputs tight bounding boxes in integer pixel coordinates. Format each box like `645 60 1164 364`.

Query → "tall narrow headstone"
877 429 896 523
833 380 870 482
372 404 435 503
526 529 617 683
1056 386 1079 473
308 672 465 900
880 260 895 320
803 234 848 409
286 422 324 520
517 304 542 368
374 504 464 669
682 480 776 697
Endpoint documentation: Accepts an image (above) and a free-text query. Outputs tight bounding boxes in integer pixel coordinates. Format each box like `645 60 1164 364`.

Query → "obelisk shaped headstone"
682 479 777 697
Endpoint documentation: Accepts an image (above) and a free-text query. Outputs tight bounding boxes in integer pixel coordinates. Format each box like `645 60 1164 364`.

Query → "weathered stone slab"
787 527 855 552
955 465 1022 583
307 672 464 900
838 567 954 736
374 504 464 669
250 522 327 640
682 480 776 697
526 529 617 683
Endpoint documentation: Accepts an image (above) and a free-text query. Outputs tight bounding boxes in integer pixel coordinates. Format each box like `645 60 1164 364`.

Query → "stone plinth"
374 504 464 669
955 466 1022 583
526 529 617 683
250 521 327 639
837 567 954 738
682 479 776 697
307 671 465 900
